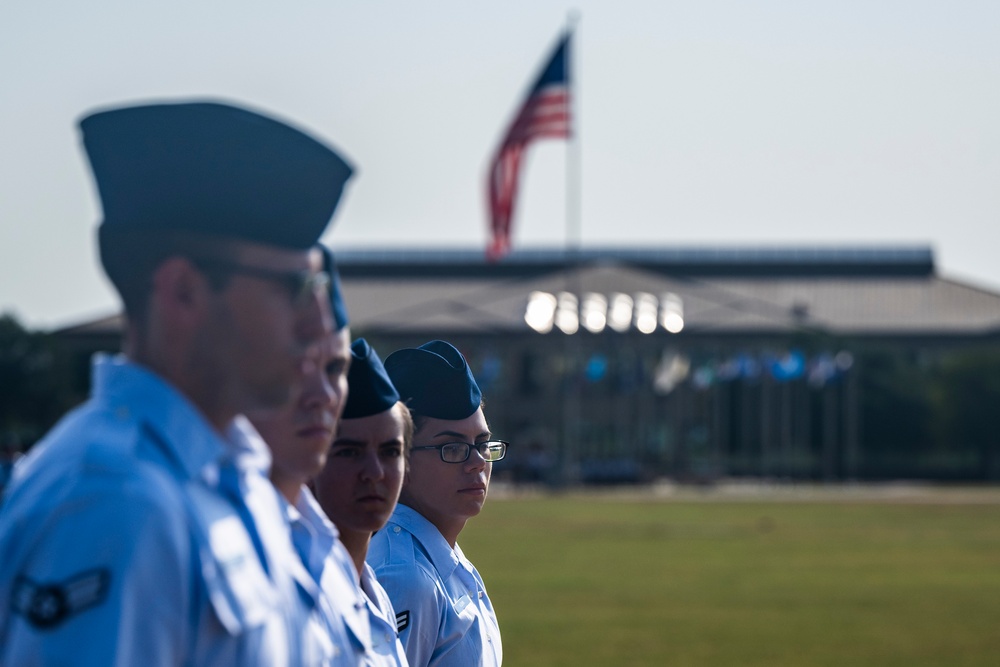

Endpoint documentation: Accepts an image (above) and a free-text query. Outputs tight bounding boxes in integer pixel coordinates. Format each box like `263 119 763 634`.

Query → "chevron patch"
11 569 110 630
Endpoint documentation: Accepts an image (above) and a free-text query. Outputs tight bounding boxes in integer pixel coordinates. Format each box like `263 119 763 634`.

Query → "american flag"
486 33 572 261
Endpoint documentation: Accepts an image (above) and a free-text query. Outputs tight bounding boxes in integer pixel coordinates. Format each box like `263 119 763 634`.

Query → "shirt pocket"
201 514 277 635
184 483 279 637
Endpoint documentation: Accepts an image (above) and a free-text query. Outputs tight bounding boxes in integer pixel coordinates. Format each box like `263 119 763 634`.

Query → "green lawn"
460 491 1000 666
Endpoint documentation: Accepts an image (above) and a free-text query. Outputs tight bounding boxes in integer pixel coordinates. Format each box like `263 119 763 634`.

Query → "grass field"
459 485 1000 666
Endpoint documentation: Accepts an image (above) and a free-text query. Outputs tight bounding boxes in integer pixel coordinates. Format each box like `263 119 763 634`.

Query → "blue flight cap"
343 339 399 419
80 100 353 249
384 340 482 420
319 245 349 331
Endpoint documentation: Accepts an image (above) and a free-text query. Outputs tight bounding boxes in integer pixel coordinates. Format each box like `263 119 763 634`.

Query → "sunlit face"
248 326 351 486
198 244 332 412
399 408 492 536
314 403 408 534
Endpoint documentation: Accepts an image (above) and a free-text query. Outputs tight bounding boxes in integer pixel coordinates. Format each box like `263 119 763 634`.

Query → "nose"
300 363 335 409
329 373 348 420
360 450 385 482
296 286 333 372
465 447 489 473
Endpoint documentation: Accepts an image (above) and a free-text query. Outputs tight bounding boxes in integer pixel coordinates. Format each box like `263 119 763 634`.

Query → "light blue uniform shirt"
0 355 314 666
360 562 409 667
366 505 502 667
285 486 369 666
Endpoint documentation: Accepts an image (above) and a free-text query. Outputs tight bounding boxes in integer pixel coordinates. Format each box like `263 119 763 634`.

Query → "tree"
0 313 85 450
933 347 1000 480
856 347 936 477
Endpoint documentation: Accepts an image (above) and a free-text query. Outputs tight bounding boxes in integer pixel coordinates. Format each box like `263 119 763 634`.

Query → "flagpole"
487 21 579 483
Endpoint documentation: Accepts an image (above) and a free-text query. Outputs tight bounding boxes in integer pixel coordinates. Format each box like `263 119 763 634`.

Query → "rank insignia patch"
395 609 410 632
11 569 110 629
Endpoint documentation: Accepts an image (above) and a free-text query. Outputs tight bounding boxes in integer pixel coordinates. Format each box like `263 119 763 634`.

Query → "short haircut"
396 401 415 470
98 226 240 323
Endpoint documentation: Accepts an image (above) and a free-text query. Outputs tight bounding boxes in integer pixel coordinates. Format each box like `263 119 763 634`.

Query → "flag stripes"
486 34 571 261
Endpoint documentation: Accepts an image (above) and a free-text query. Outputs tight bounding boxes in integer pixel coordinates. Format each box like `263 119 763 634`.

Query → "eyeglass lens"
194 259 330 303
440 441 507 463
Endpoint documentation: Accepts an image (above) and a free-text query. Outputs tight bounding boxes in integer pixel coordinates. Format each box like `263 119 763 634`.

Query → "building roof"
334 245 936 278
52 246 1000 340
330 246 1000 338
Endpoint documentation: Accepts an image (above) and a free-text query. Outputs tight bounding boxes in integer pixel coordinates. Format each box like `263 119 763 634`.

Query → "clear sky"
2 1 999 329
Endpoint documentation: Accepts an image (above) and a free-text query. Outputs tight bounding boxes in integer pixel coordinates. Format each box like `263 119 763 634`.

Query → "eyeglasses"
194 259 331 304
410 440 508 464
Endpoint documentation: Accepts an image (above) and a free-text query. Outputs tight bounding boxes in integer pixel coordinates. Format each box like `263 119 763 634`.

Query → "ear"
150 257 213 325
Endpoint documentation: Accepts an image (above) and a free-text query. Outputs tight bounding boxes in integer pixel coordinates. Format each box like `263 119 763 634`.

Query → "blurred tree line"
1 313 91 452
859 344 1000 480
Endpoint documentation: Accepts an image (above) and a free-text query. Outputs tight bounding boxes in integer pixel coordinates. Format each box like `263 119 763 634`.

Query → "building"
56 245 1000 483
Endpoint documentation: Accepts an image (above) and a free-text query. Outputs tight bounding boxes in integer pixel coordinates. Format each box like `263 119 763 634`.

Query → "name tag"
453 593 471 614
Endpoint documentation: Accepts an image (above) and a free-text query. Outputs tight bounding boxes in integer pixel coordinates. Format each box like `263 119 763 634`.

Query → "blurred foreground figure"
0 100 352 666
248 248 372 666
315 338 413 666
368 340 505 667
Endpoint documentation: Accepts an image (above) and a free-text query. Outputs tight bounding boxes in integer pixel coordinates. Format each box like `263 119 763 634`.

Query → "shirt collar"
227 416 273 475
93 354 239 480
391 504 462 579
359 562 387 614
284 486 338 582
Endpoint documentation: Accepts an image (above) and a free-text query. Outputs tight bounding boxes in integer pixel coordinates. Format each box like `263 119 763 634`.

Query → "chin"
362 519 388 534
286 456 327 486
297 438 331 463
469 497 486 516
307 459 329 482
339 515 385 535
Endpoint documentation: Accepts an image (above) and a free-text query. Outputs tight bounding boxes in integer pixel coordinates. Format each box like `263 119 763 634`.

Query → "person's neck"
270 473 302 505
437 522 464 549
399 500 465 548
127 341 236 434
338 527 372 580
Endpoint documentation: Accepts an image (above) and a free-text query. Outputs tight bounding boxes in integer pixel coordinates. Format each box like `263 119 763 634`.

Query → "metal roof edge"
332 245 935 279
